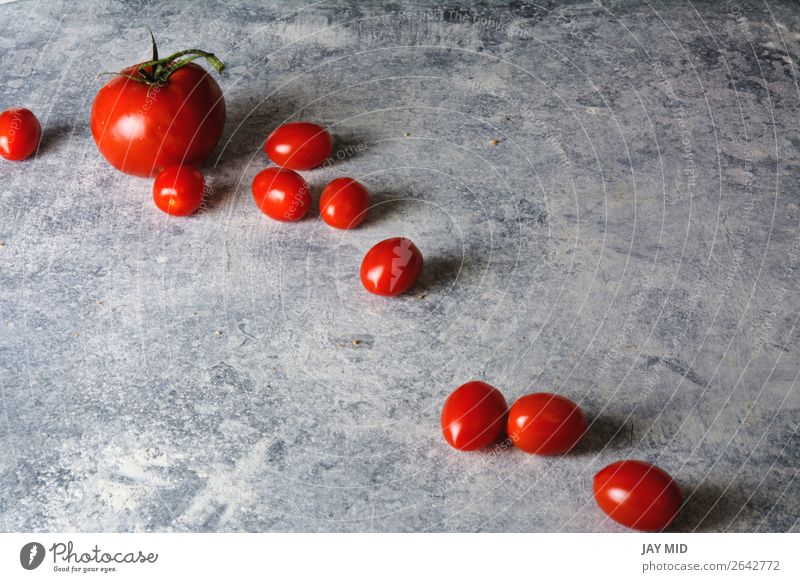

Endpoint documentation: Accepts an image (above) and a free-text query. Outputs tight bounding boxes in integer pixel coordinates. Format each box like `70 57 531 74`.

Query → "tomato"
252 167 311 222
91 40 226 177
441 381 508 451
360 237 423 296
265 122 332 170
152 165 205 216
506 393 587 455
0 108 41 161
319 177 371 229
593 460 683 531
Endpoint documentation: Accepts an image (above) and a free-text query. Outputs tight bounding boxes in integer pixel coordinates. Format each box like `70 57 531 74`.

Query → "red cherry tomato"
0 108 41 161
319 177 371 229
152 165 205 216
593 460 683 531
91 48 225 177
506 393 587 455
251 167 311 222
360 237 423 296
441 381 508 451
265 122 332 170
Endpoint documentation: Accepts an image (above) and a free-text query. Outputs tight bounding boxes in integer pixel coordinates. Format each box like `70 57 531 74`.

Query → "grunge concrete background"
0 0 798 532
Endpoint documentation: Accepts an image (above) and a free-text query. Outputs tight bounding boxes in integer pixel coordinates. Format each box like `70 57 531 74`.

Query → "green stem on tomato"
134 48 225 85
148 28 159 62
103 32 226 87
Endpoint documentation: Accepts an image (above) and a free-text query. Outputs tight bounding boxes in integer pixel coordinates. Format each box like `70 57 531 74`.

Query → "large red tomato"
90 42 226 177
593 460 683 531
441 381 508 451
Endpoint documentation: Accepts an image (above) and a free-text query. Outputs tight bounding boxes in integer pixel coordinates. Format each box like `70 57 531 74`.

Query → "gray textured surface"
0 0 799 532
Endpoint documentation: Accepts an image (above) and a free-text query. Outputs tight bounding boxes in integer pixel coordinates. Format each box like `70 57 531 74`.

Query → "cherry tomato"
319 177 371 229
360 237 423 296
593 460 683 531
441 381 508 451
91 44 226 177
252 167 311 222
506 393 587 455
152 165 205 216
0 108 41 161
265 122 332 170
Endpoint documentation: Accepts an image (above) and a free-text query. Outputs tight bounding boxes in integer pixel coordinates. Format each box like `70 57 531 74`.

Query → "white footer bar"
1 533 797 581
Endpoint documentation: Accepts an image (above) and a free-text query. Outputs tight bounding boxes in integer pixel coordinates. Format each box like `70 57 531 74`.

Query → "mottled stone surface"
0 0 798 532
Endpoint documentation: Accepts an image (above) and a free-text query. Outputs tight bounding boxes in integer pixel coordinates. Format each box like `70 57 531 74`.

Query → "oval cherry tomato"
91 58 225 177
252 167 311 222
507 393 587 455
152 165 205 216
319 177 371 229
0 108 41 161
265 122 332 170
360 237 423 296
593 460 683 531
441 381 508 451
